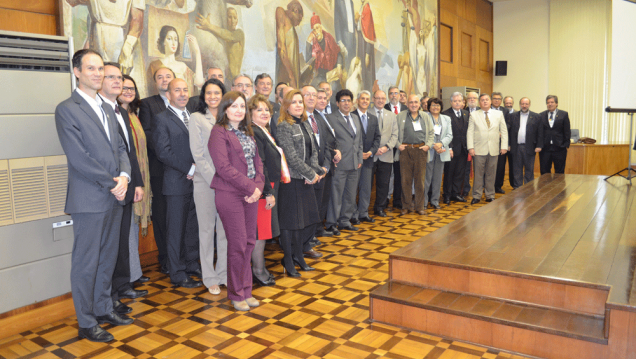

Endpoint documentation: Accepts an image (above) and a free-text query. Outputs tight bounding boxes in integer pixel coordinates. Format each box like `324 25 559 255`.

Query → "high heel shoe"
280 258 301 277
252 270 276 286
292 256 315 271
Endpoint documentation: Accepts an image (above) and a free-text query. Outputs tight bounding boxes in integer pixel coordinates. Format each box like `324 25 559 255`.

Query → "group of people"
56 48 571 343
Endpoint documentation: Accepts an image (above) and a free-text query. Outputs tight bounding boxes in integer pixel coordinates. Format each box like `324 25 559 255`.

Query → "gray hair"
491 91 503 98
504 96 514 102
233 74 253 85
451 92 463 101
388 86 399 93
546 95 558 104
357 90 371 99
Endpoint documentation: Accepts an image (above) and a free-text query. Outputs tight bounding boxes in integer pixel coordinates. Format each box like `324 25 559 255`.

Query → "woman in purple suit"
209 91 265 312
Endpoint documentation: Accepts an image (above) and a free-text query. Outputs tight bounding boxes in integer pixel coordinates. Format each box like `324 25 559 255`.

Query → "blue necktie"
361 113 368 133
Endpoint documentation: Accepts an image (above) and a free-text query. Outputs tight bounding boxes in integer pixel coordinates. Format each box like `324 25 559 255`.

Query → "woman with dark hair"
424 97 453 210
209 91 264 311
189 78 227 295
275 90 325 277
248 94 279 286
146 25 204 96
117 75 149 284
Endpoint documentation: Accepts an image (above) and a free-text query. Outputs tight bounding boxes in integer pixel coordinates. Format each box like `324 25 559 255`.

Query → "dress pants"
319 172 332 223
400 147 428 211
373 160 392 213
463 158 472 196
305 183 325 251
149 175 168 268
129 215 142 282
539 148 567 174
424 154 444 207
193 178 227 288
473 155 498 200
495 152 514 189
111 200 133 301
326 168 359 227
443 150 467 199
353 164 373 219
71 200 122 328
165 193 200 283
512 144 536 187
215 191 258 302
392 150 403 208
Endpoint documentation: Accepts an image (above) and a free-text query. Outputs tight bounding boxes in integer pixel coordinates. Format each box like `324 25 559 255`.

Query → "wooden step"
370 282 607 346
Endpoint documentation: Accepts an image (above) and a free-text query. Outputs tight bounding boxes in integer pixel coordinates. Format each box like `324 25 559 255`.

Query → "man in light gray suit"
55 49 133 343
325 89 363 232
371 90 399 217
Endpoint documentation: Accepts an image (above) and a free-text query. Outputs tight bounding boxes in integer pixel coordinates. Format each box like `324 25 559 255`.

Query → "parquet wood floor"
0 180 534 359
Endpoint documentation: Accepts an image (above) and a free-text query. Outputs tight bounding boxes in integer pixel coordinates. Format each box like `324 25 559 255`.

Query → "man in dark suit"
351 90 381 223
98 63 148 315
325 89 363 232
442 92 469 204
384 86 407 210
152 79 202 289
491 91 510 194
319 81 337 115
463 91 480 197
509 97 543 187
539 95 571 174
138 67 173 274
55 50 133 343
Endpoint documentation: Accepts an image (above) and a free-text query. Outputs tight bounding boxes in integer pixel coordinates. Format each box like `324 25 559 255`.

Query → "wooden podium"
533 143 630 175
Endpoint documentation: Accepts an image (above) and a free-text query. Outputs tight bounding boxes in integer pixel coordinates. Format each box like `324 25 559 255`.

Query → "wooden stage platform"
370 174 636 359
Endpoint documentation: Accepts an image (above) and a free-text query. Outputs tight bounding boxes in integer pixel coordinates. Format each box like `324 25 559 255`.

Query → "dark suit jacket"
351 109 381 168
152 108 195 196
252 125 281 197
208 125 265 197
55 90 130 213
384 103 407 114
139 94 167 177
509 111 543 154
442 107 469 154
117 106 143 204
540 109 571 151
186 95 201 114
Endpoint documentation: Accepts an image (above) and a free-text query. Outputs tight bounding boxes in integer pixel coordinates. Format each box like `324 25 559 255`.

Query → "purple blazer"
209 124 265 196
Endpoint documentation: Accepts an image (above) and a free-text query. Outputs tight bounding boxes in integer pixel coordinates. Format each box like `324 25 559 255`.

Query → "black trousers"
392 156 403 208
111 200 133 301
319 172 333 224
495 152 514 189
373 161 393 212
539 148 567 174
310 182 326 243
165 193 200 282
463 159 472 196
150 175 168 268
443 150 467 198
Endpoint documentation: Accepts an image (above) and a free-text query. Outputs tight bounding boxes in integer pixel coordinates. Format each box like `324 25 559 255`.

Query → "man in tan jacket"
467 94 508 204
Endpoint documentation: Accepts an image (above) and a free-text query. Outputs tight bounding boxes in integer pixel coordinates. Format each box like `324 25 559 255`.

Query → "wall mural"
61 0 438 100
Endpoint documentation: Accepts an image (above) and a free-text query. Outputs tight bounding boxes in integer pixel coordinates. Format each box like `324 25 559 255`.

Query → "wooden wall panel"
0 8 56 35
0 0 56 15
440 23 453 63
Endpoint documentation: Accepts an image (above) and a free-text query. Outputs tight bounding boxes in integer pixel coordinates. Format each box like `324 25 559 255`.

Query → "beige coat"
467 109 508 156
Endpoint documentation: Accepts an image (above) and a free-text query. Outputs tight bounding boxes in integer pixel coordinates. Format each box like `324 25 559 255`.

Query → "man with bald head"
153 79 202 289
396 94 434 215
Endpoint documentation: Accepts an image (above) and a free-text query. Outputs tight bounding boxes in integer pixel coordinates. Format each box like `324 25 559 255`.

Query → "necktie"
99 105 111 142
394 105 398 115
183 112 189 130
484 112 490 128
344 115 355 137
361 113 368 133
309 114 319 135
115 106 120 115
456 110 460 118
550 112 553 120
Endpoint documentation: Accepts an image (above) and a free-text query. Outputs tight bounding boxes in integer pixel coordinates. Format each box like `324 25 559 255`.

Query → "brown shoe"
303 249 323 258
417 210 426 215
400 209 408 215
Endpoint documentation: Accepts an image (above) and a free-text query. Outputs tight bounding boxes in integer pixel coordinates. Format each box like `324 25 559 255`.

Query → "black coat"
540 109 571 151
442 107 469 154
384 103 407 114
152 109 195 195
252 126 281 196
116 106 143 204
509 111 543 154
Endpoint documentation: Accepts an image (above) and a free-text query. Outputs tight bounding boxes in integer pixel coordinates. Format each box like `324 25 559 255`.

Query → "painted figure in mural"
196 7 245 83
355 0 376 91
276 0 304 89
146 25 205 97
305 13 339 88
66 0 147 97
334 0 356 66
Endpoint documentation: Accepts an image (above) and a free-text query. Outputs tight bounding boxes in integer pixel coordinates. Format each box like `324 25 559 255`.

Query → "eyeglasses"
303 93 317 98
374 97 386 100
234 83 253 89
340 99 352 103
122 87 135 93
104 75 123 81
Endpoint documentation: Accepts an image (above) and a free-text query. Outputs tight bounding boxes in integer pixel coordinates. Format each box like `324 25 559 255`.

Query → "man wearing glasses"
232 74 253 99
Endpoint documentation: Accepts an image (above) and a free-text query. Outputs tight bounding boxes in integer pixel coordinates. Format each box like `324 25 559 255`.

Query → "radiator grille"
47 164 67 216
11 166 48 223
0 169 12 225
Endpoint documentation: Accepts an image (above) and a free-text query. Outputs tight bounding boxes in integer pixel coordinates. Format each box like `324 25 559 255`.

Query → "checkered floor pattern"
0 185 533 359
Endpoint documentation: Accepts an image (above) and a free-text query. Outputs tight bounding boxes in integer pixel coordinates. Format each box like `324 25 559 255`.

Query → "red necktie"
309 114 319 135
394 105 398 115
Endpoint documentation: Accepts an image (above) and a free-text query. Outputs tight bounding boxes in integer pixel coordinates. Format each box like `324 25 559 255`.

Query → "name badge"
412 120 423 132
434 124 441 135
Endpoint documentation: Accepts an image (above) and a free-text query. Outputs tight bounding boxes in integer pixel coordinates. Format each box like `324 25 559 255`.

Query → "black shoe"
96 311 134 326
486 198 494 202
431 204 441 210
495 188 505 194
309 237 322 246
350 218 361 225
338 224 359 231
159 265 169 274
316 229 333 237
451 196 467 203
118 288 148 299
303 249 323 258
186 269 202 278
135 276 150 284
374 210 387 217
327 226 341 236
280 258 300 277
293 256 316 271
359 216 375 223
78 325 114 342
113 300 132 315
253 270 276 286
471 199 481 205
443 198 451 205
171 277 203 288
